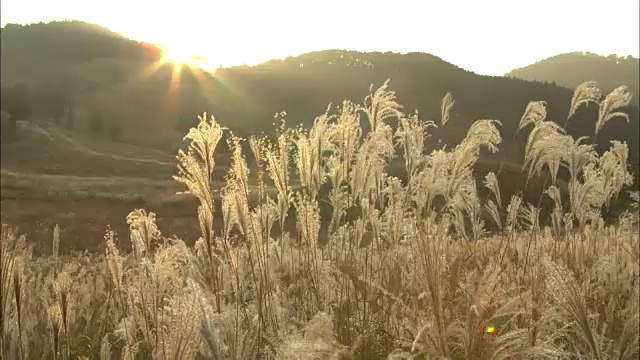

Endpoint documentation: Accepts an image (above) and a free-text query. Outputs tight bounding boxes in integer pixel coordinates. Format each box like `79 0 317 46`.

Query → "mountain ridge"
2 21 638 168
506 51 639 103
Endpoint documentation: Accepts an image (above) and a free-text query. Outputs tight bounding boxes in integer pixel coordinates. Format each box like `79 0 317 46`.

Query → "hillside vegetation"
507 52 640 104
2 22 638 170
1 80 638 359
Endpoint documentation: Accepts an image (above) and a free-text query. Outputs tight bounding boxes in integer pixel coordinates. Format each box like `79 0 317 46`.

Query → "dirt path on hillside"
23 122 174 166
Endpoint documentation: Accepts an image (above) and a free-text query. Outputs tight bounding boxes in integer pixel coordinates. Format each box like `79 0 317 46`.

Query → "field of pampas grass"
1 80 639 359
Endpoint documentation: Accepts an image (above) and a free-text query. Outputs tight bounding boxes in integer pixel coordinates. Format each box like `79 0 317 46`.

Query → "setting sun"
157 44 218 74
163 49 193 65
159 44 196 65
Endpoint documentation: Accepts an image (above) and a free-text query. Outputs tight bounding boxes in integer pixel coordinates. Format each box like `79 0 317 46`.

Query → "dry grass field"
1 81 639 359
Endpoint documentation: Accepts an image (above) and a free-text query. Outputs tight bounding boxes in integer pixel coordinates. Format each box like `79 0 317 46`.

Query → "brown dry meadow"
1 80 639 359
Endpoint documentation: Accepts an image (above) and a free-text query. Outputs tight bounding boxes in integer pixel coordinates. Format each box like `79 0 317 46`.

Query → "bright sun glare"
131 41 217 116
161 45 198 66
153 39 216 70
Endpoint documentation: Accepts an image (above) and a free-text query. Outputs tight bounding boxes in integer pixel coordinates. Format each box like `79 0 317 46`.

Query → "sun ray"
104 40 227 128
116 42 210 92
111 43 172 92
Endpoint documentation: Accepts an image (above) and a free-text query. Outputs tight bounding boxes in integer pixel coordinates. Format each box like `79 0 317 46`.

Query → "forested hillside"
2 21 638 170
507 52 639 104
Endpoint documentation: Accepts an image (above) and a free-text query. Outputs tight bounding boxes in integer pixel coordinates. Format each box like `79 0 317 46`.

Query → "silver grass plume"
596 85 632 135
519 101 547 132
523 121 570 183
448 119 501 199
567 81 601 121
362 79 403 133
484 172 503 231
441 92 455 127
173 112 225 215
126 209 161 261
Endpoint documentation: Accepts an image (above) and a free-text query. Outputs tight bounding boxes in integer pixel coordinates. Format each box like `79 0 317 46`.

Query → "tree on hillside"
1 83 32 140
4 83 32 120
64 103 75 130
107 119 123 141
39 87 68 124
0 111 12 141
89 109 105 138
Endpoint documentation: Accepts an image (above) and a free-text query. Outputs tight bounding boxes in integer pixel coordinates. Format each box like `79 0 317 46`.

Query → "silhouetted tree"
65 103 75 130
41 88 67 124
0 111 12 141
89 109 104 138
1 83 32 140
107 122 122 141
5 83 32 120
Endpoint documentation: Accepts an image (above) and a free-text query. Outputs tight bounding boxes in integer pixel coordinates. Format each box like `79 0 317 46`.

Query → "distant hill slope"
506 52 640 103
0 21 155 84
0 121 174 179
1 21 207 148
1 22 638 171
212 50 639 166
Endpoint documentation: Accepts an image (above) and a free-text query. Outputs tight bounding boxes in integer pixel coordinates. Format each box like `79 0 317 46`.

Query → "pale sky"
1 0 639 75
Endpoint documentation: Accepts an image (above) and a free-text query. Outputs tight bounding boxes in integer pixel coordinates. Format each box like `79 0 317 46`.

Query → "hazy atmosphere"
2 0 639 74
1 0 639 359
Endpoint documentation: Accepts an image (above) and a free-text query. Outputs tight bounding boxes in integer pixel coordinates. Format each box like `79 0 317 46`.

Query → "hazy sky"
2 0 639 75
